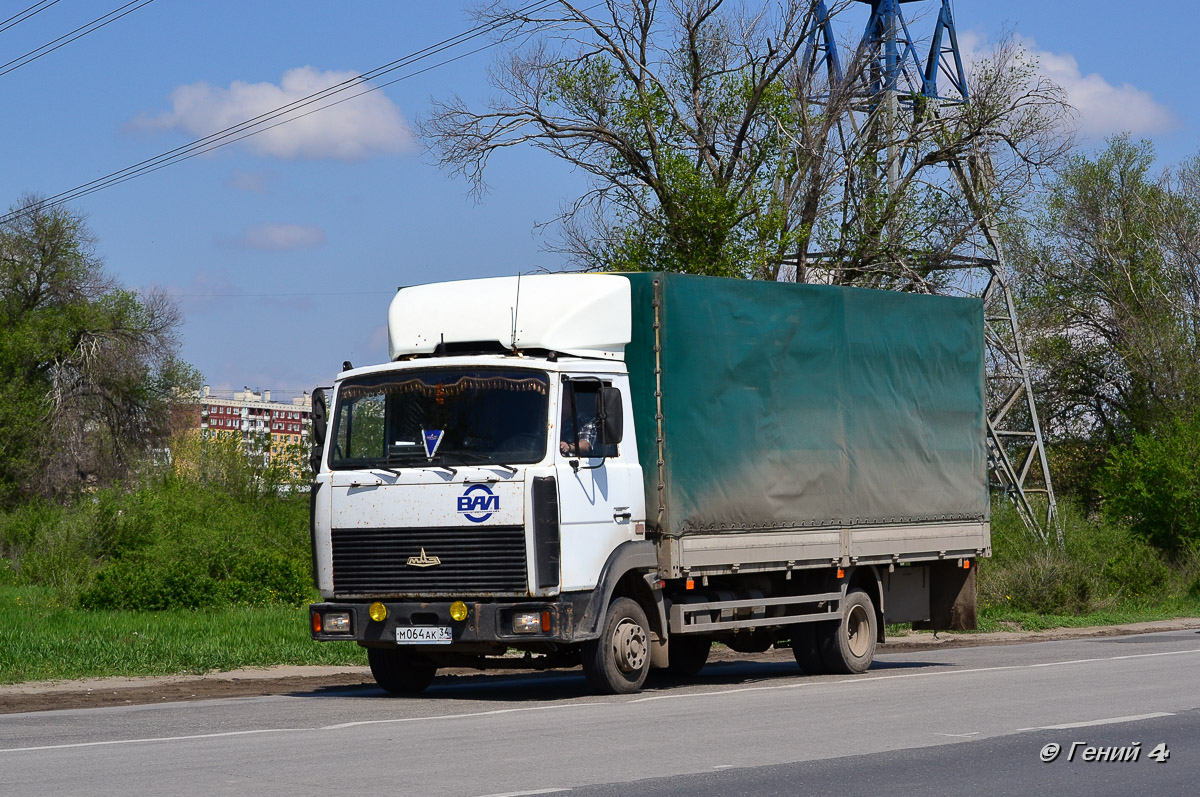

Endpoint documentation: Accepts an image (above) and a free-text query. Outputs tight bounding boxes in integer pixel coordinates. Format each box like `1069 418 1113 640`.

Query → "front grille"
331 525 527 595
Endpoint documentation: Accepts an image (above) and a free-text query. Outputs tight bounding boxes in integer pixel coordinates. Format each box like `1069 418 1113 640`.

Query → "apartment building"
197 385 313 462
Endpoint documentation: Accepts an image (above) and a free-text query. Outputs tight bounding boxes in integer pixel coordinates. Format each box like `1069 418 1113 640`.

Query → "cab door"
554 375 643 591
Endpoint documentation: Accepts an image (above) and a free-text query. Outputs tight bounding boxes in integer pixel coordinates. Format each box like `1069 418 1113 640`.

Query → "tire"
819 588 877 674
665 635 711 679
582 597 652 694
790 623 831 675
368 647 437 695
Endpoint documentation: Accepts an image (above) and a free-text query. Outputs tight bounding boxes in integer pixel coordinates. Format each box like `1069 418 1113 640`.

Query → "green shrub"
80 560 223 610
0 434 313 610
225 551 311 607
1101 415 1200 551
980 498 1197 616
80 550 311 611
1101 542 1170 598
982 543 1097 614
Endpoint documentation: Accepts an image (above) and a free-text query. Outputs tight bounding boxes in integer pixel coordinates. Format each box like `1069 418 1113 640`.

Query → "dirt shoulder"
4 618 1199 715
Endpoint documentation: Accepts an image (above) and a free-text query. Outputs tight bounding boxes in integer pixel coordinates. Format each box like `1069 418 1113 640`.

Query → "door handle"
613 511 632 522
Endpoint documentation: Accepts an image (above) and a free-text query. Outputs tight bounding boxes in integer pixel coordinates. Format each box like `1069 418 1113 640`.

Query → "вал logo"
457 484 499 523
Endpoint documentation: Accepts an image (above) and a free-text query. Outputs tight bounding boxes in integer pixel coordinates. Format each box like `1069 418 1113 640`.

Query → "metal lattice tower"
803 0 1060 541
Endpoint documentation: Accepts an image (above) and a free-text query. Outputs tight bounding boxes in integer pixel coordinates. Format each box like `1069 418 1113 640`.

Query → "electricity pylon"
801 0 1060 541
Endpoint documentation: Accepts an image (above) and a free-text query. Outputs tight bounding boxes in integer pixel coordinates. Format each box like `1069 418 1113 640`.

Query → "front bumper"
309 598 585 646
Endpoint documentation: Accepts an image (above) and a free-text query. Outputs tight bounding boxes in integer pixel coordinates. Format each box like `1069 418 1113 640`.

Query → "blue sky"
1 1 1195 399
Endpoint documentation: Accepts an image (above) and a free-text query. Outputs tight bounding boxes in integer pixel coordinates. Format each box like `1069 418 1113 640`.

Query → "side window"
560 381 617 458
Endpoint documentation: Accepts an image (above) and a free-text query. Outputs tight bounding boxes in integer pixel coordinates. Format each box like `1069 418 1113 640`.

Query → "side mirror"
595 386 624 448
309 388 328 475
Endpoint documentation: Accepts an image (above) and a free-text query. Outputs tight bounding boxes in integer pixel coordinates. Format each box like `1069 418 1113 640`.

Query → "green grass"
975 598 1200 632
0 586 365 685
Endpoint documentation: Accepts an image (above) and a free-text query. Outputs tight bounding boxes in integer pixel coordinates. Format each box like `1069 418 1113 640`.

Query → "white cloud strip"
134 66 415 160
960 32 1178 137
236 223 326 251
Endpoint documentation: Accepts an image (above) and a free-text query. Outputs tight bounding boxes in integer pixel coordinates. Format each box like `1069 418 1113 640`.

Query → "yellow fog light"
450 601 469 622
368 602 388 622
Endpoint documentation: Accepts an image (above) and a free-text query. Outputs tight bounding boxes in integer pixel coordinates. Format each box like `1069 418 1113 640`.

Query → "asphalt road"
2 630 1198 796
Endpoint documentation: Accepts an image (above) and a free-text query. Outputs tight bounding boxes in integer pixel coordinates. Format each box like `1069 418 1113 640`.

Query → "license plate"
396 626 452 645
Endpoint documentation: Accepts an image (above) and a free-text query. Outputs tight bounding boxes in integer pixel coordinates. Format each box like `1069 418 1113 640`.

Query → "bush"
79 551 310 611
0 434 313 610
80 560 222 610
1101 415 1200 551
1101 542 1170 598
979 500 1178 615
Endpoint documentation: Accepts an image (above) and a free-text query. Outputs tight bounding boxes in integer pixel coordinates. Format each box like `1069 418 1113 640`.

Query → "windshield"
330 368 549 469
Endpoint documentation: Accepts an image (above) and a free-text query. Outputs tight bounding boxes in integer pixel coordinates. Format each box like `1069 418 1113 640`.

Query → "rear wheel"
819 588 877 674
790 623 830 675
368 647 437 695
582 597 652 694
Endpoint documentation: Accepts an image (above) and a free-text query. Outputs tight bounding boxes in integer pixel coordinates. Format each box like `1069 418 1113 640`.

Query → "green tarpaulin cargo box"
623 272 989 576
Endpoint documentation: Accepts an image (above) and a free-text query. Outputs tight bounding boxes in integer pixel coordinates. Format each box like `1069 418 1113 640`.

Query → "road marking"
935 732 980 738
0 727 307 754
713 765 734 770
319 701 603 731
628 647 1200 705
1016 712 1175 732
2 647 1197 755
473 789 570 797
0 703 606 754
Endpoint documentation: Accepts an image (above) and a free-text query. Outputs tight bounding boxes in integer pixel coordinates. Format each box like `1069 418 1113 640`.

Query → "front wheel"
582 597 652 694
367 647 437 695
819 588 878 674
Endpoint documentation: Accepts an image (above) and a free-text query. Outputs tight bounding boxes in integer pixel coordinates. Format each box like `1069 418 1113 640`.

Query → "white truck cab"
310 275 660 693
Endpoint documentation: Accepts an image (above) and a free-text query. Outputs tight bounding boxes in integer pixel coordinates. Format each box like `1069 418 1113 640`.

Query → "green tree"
0 195 199 504
1101 416 1200 552
1011 137 1200 444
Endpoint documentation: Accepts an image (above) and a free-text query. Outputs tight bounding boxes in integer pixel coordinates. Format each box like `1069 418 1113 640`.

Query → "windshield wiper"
372 452 434 476
437 451 518 474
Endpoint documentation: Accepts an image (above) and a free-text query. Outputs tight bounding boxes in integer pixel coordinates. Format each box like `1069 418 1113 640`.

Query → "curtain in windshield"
331 369 549 468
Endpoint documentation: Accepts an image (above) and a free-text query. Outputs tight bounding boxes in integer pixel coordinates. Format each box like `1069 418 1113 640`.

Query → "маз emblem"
406 548 442 567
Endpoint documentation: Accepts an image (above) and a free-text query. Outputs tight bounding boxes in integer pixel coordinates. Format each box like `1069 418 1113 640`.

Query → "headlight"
512 612 542 633
368 602 388 622
450 601 469 622
511 610 551 634
322 612 351 633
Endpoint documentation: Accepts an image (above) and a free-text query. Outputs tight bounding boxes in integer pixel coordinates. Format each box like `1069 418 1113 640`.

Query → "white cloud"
235 223 326 251
136 66 415 160
960 32 1178 137
226 169 272 193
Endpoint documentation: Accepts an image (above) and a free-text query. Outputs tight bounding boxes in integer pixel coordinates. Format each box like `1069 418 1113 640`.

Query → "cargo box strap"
652 278 666 530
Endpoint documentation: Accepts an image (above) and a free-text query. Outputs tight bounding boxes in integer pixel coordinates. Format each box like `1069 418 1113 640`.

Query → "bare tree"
423 3 1072 284
424 0 860 277
794 35 1073 292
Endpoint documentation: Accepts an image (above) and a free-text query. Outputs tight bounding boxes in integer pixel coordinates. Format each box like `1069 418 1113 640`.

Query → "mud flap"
912 562 977 631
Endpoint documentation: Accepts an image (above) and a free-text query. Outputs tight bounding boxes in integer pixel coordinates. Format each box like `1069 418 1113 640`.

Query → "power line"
0 0 559 225
0 0 157 79
87 37 505 196
0 0 65 36
12 2 550 210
